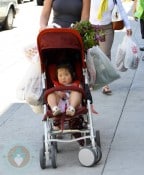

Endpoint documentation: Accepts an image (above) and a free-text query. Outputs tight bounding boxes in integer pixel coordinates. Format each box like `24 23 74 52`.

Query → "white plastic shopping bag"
124 36 139 69
24 42 39 63
24 62 43 106
115 36 128 72
115 36 139 71
87 46 120 90
16 61 43 106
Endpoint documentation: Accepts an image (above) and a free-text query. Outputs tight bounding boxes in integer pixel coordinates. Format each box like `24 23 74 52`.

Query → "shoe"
52 106 61 116
102 86 112 95
66 106 75 116
140 47 144 51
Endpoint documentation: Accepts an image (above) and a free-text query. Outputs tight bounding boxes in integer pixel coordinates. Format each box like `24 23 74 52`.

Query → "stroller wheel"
39 148 46 169
95 146 102 164
95 130 101 148
78 147 96 167
50 144 57 168
52 135 59 153
42 135 46 151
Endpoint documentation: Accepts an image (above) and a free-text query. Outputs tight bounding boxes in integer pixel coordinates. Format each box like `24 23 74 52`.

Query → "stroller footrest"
42 106 88 121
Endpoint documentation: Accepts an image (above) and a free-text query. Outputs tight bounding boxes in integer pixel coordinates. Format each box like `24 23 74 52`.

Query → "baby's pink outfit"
58 92 70 112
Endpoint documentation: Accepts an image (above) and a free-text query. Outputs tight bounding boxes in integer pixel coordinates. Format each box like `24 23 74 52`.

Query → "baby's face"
57 68 73 85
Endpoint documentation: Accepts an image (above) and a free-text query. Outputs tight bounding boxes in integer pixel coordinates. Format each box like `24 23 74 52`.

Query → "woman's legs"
140 19 144 51
99 24 114 94
140 19 144 39
99 25 114 59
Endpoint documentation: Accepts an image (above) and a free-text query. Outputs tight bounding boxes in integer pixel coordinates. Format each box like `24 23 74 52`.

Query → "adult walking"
90 0 132 94
39 0 90 30
133 0 144 51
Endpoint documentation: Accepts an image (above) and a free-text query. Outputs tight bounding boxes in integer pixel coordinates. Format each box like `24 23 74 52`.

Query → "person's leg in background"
139 18 144 51
98 24 114 94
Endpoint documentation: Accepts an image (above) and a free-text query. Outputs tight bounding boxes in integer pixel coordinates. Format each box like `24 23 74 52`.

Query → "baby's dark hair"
55 63 76 81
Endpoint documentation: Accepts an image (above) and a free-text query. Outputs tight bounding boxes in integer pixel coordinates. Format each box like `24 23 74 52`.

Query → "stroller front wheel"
78 147 96 167
95 146 102 164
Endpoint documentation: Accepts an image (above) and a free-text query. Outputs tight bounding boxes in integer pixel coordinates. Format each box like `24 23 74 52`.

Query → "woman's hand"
126 29 132 36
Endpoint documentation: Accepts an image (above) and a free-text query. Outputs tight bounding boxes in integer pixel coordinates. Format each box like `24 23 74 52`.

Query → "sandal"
52 106 61 116
102 86 112 95
66 106 75 116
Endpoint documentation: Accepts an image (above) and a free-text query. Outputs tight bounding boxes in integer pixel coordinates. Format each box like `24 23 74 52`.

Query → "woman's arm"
116 0 132 35
39 0 53 31
81 0 91 21
132 0 138 14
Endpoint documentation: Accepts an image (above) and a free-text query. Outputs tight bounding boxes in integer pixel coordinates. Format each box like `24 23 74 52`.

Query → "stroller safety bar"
44 85 85 101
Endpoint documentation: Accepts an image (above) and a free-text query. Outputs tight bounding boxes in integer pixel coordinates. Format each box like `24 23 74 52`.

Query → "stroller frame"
37 28 102 168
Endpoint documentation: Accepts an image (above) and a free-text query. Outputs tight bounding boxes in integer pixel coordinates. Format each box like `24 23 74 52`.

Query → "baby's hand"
57 92 67 99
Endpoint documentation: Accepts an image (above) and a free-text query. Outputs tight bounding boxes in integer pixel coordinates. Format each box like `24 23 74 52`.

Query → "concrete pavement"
0 1 144 175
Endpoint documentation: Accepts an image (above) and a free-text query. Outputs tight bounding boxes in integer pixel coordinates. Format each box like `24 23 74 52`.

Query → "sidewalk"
91 4 144 174
93 14 144 175
0 2 144 175
97 22 144 175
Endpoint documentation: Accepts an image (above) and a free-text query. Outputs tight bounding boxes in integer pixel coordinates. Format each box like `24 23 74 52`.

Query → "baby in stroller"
47 63 82 117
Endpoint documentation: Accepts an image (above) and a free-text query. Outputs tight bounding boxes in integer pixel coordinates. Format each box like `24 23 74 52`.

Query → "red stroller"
37 28 102 168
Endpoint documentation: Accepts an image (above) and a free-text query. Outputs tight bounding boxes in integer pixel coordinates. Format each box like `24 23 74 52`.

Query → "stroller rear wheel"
50 144 57 168
39 148 46 169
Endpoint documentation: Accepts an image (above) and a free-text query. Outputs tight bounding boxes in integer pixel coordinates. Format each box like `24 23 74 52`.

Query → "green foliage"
72 21 98 50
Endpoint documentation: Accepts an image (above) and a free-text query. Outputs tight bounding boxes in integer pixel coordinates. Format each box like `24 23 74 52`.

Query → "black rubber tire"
95 130 101 148
4 8 14 30
95 146 102 164
17 0 24 4
36 0 44 6
50 145 57 168
39 148 46 169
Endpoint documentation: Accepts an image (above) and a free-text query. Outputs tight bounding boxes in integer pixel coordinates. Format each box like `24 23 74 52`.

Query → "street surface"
1 1 144 175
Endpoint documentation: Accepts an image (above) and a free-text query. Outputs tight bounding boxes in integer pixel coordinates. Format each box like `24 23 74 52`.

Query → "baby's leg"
66 91 82 116
69 91 82 108
47 93 60 109
47 93 61 116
